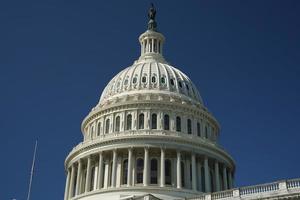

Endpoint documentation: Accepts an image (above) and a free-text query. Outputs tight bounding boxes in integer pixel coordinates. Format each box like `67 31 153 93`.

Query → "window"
187 119 192 134
151 113 157 129
165 160 172 185
124 79 128 85
154 39 157 52
126 114 132 130
170 79 174 86
164 114 170 130
205 125 208 138
115 116 120 132
151 76 156 83
144 40 147 53
142 76 147 83
136 158 144 184
158 41 161 53
176 116 181 132
139 113 144 129
133 77 137 84
105 119 110 134
161 77 166 84
197 122 201 136
150 159 158 184
186 84 189 91
178 81 182 88
181 161 185 187
97 122 101 136
123 159 128 184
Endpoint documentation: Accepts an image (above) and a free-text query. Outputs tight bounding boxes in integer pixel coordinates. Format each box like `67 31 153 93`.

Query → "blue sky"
0 1 299 199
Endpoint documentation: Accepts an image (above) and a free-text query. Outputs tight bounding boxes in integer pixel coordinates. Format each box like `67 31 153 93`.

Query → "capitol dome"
64 5 235 200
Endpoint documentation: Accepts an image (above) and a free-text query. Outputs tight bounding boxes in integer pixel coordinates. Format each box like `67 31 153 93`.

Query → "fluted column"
191 153 197 191
127 148 133 186
97 152 104 189
85 156 92 192
75 160 82 195
64 168 71 200
111 150 117 187
197 160 202 191
160 148 165 187
214 161 220 192
228 170 233 188
223 166 228 190
143 147 149 186
68 164 75 198
176 151 182 189
204 157 211 192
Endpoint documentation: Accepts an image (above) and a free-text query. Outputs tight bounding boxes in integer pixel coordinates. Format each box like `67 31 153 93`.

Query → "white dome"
99 61 203 105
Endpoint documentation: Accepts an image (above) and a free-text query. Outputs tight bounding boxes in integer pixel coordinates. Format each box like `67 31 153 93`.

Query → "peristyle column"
75 160 82 195
111 150 117 187
64 168 71 200
160 148 165 187
176 151 182 189
191 153 197 191
97 152 104 189
214 161 220 192
127 148 133 186
204 157 211 192
85 156 92 192
68 164 75 198
143 147 149 186
223 166 228 190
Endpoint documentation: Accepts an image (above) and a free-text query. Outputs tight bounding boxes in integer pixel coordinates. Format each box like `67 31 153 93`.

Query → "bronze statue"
147 3 157 31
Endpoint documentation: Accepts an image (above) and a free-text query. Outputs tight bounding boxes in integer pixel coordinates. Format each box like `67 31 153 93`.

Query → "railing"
239 182 279 195
287 178 300 189
211 190 233 199
187 178 300 200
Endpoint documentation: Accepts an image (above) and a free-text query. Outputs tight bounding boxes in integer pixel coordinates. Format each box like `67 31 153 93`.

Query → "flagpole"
26 140 38 200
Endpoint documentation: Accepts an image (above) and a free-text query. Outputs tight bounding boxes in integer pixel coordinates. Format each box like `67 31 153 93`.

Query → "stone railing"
188 178 300 200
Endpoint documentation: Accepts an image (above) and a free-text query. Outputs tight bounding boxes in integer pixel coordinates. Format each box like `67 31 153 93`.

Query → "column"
228 170 233 189
75 160 82 195
85 156 92 192
68 164 75 198
111 150 117 187
204 157 211 192
214 161 220 192
160 148 165 187
143 147 149 186
176 151 182 189
97 152 103 189
197 160 202 191
127 148 133 186
186 159 191 189
191 153 197 191
223 166 228 190
64 168 71 200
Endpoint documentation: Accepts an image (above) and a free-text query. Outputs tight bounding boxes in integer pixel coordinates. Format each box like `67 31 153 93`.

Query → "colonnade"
64 147 234 200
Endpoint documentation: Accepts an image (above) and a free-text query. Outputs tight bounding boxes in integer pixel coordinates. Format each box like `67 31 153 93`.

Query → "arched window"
187 119 192 134
142 76 147 83
115 116 120 132
136 158 144 184
150 159 158 184
151 113 157 129
164 114 170 130
176 116 181 132
170 79 175 86
97 122 101 136
123 159 128 185
126 114 132 130
181 161 185 187
133 77 137 84
139 113 144 129
165 159 172 185
105 118 110 134
90 126 94 139
161 77 166 84
197 122 201 136
151 76 156 83
178 81 182 88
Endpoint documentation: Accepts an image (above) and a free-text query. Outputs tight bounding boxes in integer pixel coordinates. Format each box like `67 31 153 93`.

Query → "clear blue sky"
0 1 299 199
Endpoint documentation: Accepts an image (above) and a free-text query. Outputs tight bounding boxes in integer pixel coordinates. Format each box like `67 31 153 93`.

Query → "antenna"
26 140 38 200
